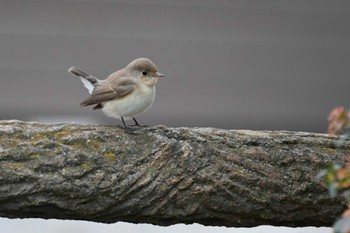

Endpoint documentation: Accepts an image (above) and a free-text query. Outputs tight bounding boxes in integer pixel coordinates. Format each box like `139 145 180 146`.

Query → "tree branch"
0 120 348 227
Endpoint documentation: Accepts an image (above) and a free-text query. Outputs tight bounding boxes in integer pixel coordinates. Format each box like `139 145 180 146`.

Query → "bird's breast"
102 84 156 119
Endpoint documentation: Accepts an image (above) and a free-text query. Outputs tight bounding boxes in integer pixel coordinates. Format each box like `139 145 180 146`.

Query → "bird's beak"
156 72 165 77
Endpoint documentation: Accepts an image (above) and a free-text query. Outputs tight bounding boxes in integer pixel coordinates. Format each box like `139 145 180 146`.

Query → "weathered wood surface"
0 120 349 227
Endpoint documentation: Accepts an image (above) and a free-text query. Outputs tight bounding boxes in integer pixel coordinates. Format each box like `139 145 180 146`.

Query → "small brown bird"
68 58 164 130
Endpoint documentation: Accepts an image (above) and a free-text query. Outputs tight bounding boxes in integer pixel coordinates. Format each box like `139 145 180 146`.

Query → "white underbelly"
102 85 156 119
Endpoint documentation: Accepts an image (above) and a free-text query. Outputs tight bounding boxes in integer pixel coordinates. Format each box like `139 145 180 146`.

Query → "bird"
68 58 164 130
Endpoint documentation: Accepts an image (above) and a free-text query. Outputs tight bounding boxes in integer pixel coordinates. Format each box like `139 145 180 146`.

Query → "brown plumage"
68 58 164 130
78 58 159 108
80 77 135 107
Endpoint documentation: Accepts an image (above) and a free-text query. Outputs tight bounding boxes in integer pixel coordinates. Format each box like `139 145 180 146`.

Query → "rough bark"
0 120 349 227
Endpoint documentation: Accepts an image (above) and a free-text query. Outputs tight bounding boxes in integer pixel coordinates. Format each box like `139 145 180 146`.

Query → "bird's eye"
142 71 148 76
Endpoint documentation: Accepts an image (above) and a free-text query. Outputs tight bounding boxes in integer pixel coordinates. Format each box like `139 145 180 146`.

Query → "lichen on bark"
0 120 349 227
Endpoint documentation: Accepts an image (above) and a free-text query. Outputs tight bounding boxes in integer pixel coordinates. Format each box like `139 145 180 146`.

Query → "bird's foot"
123 126 140 134
128 123 148 128
130 118 148 128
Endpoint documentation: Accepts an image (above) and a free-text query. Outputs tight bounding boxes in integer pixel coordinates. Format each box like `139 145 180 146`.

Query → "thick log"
0 120 349 227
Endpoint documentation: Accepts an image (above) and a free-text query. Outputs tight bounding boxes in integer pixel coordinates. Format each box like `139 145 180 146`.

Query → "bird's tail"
68 66 98 94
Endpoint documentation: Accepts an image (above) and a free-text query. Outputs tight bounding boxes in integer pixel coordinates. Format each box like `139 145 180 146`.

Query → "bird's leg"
120 116 127 128
121 117 138 132
129 117 148 127
132 118 141 126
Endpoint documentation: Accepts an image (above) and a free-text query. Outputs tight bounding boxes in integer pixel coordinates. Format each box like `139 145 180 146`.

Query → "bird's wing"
80 77 136 106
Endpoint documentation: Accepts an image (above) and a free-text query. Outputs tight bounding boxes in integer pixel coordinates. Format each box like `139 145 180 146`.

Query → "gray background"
1 0 350 132
0 0 349 232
